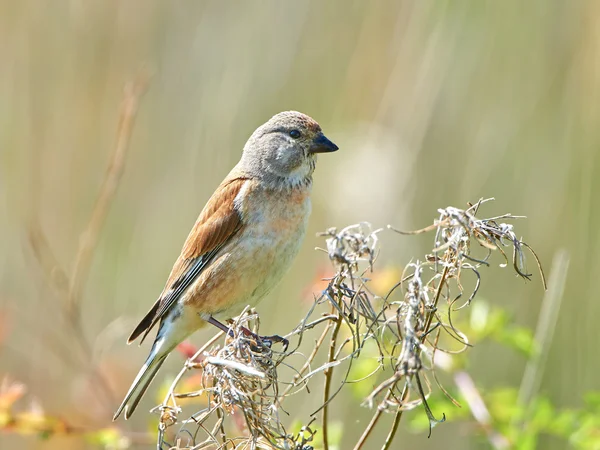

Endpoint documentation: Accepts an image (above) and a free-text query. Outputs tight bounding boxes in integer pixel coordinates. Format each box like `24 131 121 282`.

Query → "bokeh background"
2 1 599 449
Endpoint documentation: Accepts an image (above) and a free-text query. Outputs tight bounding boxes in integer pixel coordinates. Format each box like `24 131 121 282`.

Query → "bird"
113 111 338 420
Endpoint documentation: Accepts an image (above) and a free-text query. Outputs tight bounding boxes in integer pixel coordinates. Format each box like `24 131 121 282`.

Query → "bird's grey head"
240 111 338 187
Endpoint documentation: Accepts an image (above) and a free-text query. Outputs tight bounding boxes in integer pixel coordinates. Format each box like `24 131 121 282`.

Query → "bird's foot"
207 316 288 351
240 327 289 352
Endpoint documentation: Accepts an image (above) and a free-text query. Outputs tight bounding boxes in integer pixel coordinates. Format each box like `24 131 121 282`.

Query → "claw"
259 334 289 352
240 328 289 352
207 316 288 352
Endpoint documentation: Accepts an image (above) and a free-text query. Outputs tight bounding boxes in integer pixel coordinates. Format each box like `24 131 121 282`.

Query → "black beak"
309 133 339 154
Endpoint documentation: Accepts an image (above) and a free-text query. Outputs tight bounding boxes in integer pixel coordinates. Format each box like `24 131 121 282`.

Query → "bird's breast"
187 182 312 319
241 182 312 239
237 183 312 285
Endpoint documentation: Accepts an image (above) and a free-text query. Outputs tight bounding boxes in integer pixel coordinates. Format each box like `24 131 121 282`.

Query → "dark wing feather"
127 176 247 344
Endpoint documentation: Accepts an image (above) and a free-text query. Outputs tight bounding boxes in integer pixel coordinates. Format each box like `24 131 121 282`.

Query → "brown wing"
127 176 248 344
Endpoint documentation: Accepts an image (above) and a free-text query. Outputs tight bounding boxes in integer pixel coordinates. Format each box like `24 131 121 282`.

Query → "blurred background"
1 1 599 449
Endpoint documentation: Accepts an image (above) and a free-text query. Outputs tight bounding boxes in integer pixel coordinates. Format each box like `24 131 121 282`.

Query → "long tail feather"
113 340 169 420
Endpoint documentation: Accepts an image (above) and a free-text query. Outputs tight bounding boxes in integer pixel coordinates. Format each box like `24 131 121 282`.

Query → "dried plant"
154 199 545 450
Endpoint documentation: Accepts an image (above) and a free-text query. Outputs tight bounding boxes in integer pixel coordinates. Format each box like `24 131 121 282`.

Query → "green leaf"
86 428 130 449
326 421 344 450
487 387 521 424
347 355 381 399
495 326 536 358
549 410 577 438
583 392 600 411
514 429 538 450
531 396 555 428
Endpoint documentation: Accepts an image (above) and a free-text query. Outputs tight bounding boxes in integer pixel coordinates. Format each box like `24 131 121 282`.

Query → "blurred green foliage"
407 301 600 449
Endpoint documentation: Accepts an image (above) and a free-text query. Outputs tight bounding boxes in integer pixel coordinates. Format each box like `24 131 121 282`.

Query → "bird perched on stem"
113 111 338 420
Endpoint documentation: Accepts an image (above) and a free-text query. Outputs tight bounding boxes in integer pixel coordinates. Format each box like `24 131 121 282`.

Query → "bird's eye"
289 129 301 139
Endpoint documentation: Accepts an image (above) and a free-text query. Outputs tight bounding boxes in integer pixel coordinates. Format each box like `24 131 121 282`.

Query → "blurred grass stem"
27 76 149 413
68 78 149 326
516 250 569 418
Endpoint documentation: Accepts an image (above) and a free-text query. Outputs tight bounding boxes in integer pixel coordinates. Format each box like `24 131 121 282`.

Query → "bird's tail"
113 336 170 420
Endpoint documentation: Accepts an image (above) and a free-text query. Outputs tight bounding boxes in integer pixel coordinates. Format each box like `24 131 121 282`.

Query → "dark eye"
289 129 301 139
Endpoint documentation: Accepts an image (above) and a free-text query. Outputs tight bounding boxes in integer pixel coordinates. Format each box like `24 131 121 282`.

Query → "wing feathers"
128 176 248 344
179 179 244 263
127 300 160 344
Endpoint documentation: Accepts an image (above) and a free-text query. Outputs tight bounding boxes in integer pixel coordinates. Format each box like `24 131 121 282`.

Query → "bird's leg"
207 316 234 336
207 316 288 351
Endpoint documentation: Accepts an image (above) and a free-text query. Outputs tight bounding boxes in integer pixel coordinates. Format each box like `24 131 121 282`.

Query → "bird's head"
241 111 338 187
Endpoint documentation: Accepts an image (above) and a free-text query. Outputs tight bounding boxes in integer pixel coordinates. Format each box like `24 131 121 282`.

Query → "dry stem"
148 200 544 450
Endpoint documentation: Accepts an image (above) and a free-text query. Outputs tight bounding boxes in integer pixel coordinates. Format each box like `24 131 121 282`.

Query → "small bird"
113 111 338 420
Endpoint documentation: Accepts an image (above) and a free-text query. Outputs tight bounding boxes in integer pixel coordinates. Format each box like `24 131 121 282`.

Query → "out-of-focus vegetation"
1 1 599 449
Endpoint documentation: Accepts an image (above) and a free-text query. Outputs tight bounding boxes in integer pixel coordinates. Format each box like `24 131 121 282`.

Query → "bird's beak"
309 133 339 154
